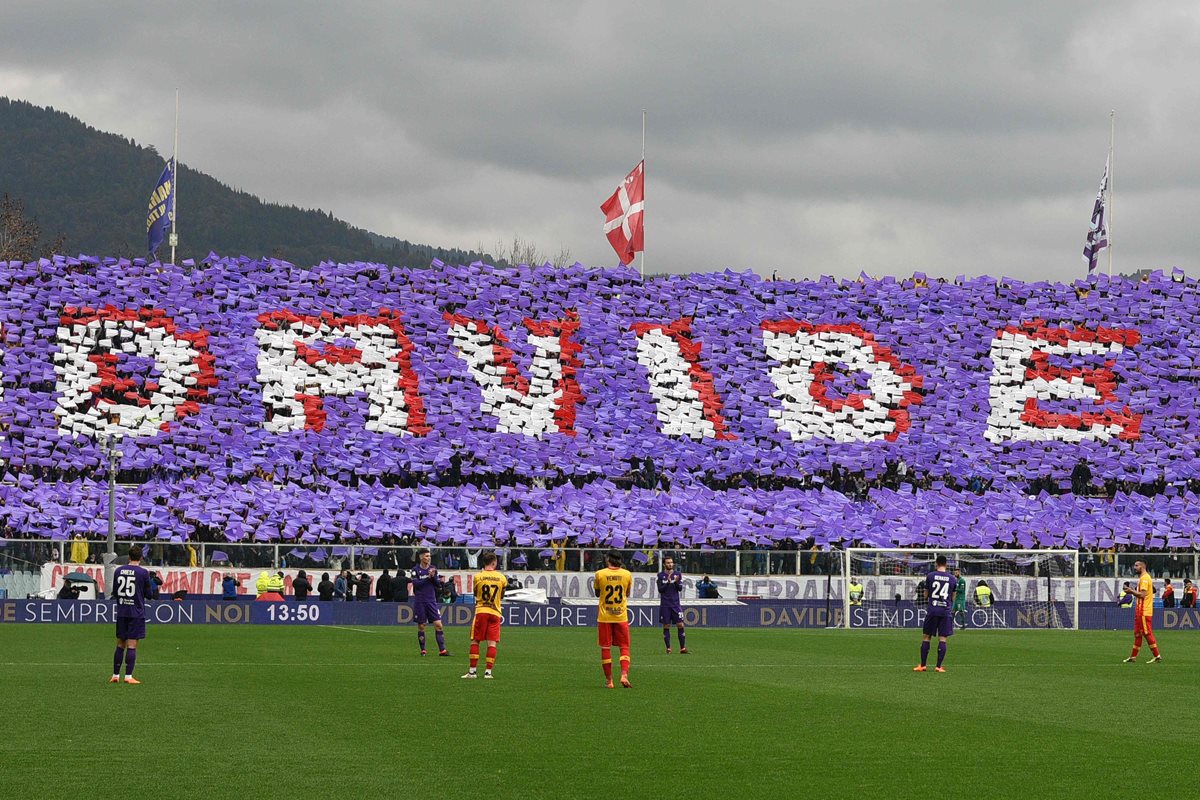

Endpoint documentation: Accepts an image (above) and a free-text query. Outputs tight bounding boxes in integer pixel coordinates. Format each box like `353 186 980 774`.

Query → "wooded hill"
0 97 487 267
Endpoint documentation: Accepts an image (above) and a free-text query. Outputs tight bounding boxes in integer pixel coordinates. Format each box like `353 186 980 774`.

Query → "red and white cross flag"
600 160 644 265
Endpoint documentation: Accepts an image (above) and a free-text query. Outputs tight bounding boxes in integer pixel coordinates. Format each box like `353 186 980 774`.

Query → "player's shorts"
412 600 442 624
471 613 502 642
597 621 631 648
116 617 146 641
660 606 683 625
1134 613 1153 636
922 613 953 638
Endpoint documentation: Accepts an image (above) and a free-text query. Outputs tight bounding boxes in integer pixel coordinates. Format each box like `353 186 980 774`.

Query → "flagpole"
170 88 180 265
1107 109 1114 277
640 108 646 280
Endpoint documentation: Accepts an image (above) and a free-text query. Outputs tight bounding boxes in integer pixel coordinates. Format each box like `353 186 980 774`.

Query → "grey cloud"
1 0 1198 279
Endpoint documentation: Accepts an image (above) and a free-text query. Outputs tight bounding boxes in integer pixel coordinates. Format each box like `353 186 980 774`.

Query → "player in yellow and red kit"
1123 560 1163 664
595 551 633 688
462 551 507 679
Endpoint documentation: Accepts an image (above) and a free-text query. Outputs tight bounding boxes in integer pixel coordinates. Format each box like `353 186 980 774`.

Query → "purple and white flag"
1082 160 1109 273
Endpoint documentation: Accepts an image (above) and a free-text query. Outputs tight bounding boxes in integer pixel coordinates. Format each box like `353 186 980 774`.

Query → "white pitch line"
324 625 376 633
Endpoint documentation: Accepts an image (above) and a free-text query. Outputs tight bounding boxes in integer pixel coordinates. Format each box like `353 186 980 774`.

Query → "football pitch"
3 625 1195 799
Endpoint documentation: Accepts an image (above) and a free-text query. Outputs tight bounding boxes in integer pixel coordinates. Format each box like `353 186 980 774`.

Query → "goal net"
844 549 1078 630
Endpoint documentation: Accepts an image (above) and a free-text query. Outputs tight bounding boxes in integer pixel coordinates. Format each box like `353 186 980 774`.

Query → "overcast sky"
3 1 1197 280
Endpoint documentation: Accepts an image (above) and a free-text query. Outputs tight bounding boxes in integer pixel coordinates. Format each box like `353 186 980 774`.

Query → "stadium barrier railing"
7 538 1196 580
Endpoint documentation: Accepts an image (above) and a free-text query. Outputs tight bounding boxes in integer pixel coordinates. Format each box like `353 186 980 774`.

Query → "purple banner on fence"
4 598 1197 631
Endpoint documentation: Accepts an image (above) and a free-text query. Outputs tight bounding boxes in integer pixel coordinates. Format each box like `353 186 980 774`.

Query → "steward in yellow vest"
848 579 865 606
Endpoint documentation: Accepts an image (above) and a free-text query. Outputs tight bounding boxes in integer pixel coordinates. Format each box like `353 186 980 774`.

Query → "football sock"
919 641 930 667
124 648 137 676
663 627 671 648
619 647 631 675
1147 633 1160 657
936 642 946 668
485 645 496 670
113 647 125 676
469 643 480 670
678 627 686 649
601 647 613 680
435 630 446 652
418 630 426 651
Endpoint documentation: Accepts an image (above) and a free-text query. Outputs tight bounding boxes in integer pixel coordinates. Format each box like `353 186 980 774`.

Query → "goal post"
843 548 1079 630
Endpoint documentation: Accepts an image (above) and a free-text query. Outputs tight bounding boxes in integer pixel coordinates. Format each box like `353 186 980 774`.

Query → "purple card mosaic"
0 255 1196 547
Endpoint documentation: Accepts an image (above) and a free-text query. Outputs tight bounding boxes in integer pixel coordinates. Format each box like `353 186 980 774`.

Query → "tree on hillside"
0 194 64 261
487 235 573 269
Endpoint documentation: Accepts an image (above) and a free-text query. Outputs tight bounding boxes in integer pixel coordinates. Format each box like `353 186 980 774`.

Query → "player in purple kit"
656 556 688 654
914 554 955 673
110 544 153 684
411 548 451 656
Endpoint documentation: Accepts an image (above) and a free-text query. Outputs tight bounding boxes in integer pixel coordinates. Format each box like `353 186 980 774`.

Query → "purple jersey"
656 570 684 611
410 565 440 603
112 564 152 619
924 570 955 617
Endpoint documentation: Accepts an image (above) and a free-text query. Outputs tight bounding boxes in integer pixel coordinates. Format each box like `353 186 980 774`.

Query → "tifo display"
1 257 1199 551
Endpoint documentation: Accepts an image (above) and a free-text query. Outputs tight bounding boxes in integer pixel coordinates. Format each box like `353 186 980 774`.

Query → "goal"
844 548 1079 630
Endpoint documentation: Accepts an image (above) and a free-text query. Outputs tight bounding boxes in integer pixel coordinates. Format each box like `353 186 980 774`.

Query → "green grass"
2 625 1195 799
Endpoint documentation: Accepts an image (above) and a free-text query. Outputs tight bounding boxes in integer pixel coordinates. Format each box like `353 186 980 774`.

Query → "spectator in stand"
1070 459 1093 496
355 572 371 602
1167 554 1183 581
293 570 312 601
317 572 334 601
1181 579 1197 608
392 569 409 602
378 569 394 602
69 533 89 564
1161 579 1175 608
221 573 240 601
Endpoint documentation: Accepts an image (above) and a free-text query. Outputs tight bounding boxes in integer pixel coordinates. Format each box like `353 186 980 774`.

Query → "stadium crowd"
2 258 1200 563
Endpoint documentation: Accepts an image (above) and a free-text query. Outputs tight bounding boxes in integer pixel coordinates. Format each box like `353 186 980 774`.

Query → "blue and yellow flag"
146 159 175 258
